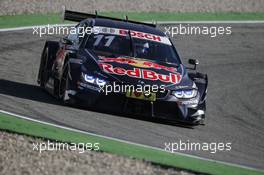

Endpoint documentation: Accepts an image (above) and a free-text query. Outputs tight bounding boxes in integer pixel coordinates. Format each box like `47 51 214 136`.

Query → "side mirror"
61 37 73 45
188 59 199 70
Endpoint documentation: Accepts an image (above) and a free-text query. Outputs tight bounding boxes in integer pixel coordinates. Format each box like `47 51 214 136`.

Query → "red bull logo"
99 57 177 73
99 63 182 84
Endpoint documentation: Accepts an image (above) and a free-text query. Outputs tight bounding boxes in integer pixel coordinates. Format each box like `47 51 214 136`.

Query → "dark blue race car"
37 10 208 125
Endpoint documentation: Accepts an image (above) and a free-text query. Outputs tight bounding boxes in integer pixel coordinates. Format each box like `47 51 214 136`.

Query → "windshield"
85 32 180 65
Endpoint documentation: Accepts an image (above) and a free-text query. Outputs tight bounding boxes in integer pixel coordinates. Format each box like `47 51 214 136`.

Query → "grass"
0 12 264 28
0 111 263 175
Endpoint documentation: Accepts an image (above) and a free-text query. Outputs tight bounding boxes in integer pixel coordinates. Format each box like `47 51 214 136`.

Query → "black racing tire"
59 64 75 105
196 101 206 125
39 48 49 87
38 41 59 87
200 101 206 112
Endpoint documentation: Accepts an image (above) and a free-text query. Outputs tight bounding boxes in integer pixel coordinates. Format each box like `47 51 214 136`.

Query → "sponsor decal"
99 63 181 84
180 98 199 105
99 57 177 73
79 82 101 92
119 29 161 42
93 26 172 45
175 85 190 89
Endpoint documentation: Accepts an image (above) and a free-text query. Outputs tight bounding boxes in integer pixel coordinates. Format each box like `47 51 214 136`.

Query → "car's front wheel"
59 65 75 105
38 48 49 88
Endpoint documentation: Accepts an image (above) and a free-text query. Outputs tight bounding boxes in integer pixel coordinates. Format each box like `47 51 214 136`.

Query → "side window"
78 23 87 44
67 24 79 44
67 23 87 45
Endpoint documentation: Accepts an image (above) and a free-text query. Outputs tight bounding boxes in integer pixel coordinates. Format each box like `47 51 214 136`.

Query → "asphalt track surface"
0 23 264 169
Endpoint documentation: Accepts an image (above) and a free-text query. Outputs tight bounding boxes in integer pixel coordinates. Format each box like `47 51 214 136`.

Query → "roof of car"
87 18 166 36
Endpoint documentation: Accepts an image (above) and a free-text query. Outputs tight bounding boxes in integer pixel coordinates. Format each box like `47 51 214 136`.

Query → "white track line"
0 109 263 172
0 20 263 32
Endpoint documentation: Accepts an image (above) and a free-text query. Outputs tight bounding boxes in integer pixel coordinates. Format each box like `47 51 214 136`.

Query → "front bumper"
68 82 205 124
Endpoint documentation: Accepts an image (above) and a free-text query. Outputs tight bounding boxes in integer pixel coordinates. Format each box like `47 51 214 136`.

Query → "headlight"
96 78 107 86
84 74 95 83
82 73 106 86
173 89 197 99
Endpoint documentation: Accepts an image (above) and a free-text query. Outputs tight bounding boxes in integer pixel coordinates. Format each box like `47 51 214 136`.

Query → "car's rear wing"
63 10 156 28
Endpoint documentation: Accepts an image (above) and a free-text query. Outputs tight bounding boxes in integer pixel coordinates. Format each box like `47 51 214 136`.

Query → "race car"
37 10 208 125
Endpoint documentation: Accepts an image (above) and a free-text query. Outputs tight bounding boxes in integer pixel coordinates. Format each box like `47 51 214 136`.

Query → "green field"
0 111 263 175
0 12 264 28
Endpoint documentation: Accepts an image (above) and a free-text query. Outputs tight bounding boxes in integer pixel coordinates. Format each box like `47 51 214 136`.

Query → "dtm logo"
100 63 181 84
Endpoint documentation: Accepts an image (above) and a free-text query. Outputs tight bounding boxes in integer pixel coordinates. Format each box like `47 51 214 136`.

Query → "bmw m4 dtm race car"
37 10 208 125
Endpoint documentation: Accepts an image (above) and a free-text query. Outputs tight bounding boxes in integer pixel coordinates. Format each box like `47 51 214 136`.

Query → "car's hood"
94 55 190 87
